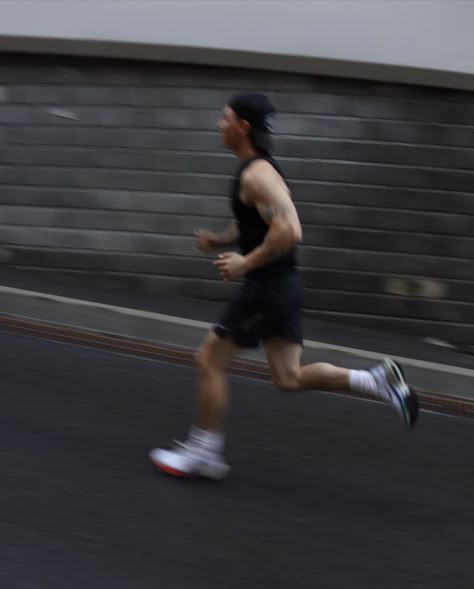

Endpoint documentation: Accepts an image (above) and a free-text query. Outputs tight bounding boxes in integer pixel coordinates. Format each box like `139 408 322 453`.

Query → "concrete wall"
1 55 473 344
1 1 474 91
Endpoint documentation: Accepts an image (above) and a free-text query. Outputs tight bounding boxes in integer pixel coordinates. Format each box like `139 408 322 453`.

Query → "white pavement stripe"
0 285 473 379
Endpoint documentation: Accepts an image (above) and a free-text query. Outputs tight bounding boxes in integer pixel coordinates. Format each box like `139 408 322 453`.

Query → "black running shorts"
213 270 304 348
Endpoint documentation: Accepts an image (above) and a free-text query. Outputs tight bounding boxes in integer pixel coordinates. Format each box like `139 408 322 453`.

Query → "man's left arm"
213 163 302 280
242 165 302 273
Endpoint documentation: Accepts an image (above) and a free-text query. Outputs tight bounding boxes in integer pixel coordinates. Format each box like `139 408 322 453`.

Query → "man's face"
217 106 249 150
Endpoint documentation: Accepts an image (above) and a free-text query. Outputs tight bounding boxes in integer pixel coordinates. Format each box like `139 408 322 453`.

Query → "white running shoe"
149 441 230 480
370 358 419 428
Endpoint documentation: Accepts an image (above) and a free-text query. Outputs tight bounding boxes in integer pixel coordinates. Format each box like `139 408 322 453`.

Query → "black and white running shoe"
370 358 419 428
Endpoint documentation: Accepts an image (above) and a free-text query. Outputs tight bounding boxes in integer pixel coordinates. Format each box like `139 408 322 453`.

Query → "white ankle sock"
349 370 377 396
188 426 225 453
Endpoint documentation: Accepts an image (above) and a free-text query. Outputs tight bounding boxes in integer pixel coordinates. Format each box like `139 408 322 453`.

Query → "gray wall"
1 55 474 344
3 1 474 91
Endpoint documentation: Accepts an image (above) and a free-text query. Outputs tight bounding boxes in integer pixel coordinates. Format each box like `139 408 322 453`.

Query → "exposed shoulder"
241 158 280 187
240 159 286 203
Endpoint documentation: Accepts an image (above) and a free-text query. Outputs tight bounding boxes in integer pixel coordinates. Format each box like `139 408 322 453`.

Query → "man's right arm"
214 220 240 246
195 221 239 252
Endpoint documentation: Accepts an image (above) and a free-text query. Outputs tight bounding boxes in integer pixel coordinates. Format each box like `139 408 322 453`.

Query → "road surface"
0 330 472 589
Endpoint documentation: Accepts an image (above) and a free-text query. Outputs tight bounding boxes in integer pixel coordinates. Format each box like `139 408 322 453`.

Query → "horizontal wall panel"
1 55 474 343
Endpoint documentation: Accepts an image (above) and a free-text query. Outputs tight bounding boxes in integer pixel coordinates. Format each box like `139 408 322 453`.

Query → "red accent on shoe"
151 458 193 478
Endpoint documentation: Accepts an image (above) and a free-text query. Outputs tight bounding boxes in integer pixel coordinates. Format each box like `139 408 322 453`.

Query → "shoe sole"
149 455 193 478
384 358 419 428
149 454 230 480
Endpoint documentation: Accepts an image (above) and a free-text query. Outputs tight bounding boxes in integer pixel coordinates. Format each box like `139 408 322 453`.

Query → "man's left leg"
264 338 419 427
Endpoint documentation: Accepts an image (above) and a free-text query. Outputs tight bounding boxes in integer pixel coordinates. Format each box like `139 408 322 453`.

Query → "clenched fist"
194 230 220 253
213 252 247 281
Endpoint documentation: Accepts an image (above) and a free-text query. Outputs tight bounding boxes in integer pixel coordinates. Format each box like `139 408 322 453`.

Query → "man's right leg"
194 332 240 431
149 332 240 479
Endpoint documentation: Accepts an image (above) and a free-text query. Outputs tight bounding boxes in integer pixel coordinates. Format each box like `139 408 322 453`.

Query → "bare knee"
271 367 301 392
194 343 227 376
195 347 211 374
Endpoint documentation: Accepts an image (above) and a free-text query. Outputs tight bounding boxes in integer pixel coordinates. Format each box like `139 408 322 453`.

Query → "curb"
1 284 473 377
2 314 473 420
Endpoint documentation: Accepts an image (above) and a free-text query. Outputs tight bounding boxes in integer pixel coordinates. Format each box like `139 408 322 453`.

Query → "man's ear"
238 118 251 137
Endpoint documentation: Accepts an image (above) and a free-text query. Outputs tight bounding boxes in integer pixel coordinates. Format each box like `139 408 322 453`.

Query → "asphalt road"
0 330 472 589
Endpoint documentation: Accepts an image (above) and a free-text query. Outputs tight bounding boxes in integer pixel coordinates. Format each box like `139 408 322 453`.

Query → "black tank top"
231 155 297 279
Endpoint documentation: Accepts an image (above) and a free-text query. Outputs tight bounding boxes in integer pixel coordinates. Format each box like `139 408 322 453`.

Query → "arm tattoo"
260 205 290 223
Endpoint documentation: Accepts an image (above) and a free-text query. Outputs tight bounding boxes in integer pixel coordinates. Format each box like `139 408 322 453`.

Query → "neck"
234 143 258 162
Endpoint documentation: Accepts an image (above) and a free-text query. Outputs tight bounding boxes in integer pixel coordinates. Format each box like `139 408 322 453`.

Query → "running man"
150 93 419 479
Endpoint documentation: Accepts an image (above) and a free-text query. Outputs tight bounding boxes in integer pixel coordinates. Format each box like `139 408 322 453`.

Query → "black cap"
228 93 276 154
